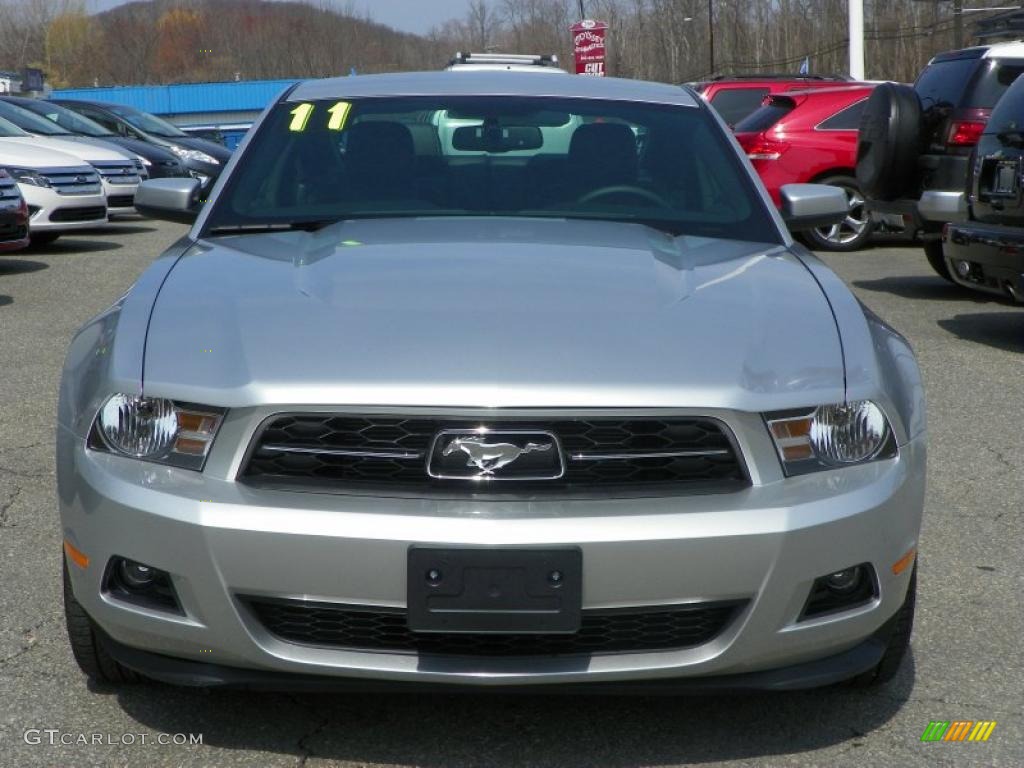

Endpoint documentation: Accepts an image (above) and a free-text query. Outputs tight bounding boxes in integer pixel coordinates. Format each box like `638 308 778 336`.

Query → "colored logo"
921 721 997 742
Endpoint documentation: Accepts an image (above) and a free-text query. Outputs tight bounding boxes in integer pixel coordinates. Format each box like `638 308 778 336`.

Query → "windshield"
0 115 31 137
204 95 778 243
109 105 187 137
15 100 115 137
734 99 795 132
0 100 72 135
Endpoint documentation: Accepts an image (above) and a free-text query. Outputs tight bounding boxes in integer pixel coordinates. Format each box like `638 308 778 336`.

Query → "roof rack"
449 52 560 68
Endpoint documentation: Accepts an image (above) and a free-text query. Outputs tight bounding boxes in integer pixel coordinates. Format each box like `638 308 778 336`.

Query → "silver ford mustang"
57 72 926 692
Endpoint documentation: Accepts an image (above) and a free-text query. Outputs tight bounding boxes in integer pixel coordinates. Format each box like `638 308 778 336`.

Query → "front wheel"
801 176 874 252
850 564 916 687
63 558 142 686
923 239 955 283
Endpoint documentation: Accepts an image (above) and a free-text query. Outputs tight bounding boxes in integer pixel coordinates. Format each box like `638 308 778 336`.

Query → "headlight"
137 156 152 167
168 145 219 165
765 400 896 475
91 394 224 470
2 166 51 187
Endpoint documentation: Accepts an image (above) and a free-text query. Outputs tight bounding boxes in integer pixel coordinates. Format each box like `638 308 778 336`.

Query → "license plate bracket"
407 547 582 634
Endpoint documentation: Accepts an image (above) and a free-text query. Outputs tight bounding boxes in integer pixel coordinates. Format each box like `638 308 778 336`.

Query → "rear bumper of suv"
59 422 925 688
944 220 1024 301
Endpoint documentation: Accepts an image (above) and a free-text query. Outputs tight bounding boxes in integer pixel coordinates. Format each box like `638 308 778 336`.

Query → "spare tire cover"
856 82 922 201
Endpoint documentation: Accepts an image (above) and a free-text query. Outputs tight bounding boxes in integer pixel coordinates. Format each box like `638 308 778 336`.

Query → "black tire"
63 558 142 685
850 564 916 687
800 175 874 252
856 83 922 201
923 239 955 283
29 233 61 246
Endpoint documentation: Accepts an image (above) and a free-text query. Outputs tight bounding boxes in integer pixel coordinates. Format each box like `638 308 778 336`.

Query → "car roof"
52 99 131 112
779 84 875 99
289 71 699 107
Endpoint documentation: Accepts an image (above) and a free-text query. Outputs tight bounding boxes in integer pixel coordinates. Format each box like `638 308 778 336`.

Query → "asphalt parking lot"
0 220 1021 768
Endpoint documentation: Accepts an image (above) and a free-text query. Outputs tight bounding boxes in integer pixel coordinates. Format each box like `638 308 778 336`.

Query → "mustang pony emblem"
442 436 551 475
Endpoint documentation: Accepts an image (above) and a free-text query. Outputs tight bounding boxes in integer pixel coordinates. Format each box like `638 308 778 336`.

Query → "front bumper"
21 185 107 232
100 178 140 216
59 421 925 688
944 220 1024 301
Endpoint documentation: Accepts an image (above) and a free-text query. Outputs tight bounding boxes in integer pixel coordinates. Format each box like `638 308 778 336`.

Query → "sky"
89 0 473 34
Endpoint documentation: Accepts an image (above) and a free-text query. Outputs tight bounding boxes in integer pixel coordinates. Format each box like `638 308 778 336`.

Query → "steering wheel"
577 185 669 208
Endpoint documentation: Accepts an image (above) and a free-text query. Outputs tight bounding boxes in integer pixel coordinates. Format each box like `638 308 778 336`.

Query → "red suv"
693 74 858 126
734 85 876 251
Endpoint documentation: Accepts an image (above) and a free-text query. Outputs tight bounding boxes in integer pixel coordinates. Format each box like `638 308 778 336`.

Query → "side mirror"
134 178 200 224
779 183 848 231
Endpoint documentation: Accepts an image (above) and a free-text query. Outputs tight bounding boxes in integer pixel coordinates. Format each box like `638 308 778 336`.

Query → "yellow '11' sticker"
327 101 351 130
289 103 314 132
288 101 352 132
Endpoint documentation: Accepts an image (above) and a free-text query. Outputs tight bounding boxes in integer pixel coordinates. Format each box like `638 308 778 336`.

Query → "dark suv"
857 43 1024 280
943 72 1024 301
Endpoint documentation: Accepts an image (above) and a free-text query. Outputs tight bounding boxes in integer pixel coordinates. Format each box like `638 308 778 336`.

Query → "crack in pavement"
289 696 330 767
0 485 23 527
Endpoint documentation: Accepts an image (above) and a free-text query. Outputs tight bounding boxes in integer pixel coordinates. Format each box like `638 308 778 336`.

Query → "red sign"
571 20 608 76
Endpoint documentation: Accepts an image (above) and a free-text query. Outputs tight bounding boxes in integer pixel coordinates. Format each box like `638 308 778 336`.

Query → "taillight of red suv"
947 109 992 148
743 137 790 161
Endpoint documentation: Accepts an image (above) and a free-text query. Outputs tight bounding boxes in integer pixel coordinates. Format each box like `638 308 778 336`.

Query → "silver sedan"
57 71 925 692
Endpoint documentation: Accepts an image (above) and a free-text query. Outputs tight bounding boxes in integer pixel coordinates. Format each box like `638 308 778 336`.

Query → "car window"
67 105 120 133
709 88 770 125
965 61 1024 109
0 100 71 135
18 101 115 137
733 98 795 132
817 98 868 130
0 116 31 137
205 95 780 244
109 105 188 137
915 58 978 110
985 71 1024 133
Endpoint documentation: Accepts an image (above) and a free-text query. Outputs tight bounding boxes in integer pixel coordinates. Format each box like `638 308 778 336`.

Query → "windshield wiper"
205 219 345 236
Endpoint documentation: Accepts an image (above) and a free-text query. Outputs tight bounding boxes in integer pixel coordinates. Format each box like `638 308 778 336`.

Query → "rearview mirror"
134 178 201 224
779 184 848 231
452 124 543 152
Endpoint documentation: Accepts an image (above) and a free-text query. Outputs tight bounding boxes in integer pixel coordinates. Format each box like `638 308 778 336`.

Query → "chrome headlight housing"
2 166 51 187
90 394 224 470
168 145 219 165
765 400 896 476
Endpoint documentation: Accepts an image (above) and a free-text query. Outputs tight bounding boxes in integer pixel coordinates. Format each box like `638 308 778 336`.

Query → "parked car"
735 85 877 251
59 72 925 693
0 101 141 216
0 139 107 245
858 41 1024 280
0 168 30 253
692 74 859 126
942 71 1024 301
1 96 188 181
52 99 231 194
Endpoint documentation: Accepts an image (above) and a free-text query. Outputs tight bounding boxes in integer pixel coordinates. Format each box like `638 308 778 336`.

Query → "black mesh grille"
244 597 744 656
50 206 107 222
107 195 135 208
241 415 747 493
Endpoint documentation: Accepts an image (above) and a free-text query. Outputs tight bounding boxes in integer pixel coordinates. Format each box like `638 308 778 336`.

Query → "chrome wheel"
814 187 869 246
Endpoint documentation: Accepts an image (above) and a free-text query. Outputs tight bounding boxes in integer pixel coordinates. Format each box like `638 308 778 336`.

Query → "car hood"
1 135 133 163
0 138 91 168
103 136 179 164
143 218 845 411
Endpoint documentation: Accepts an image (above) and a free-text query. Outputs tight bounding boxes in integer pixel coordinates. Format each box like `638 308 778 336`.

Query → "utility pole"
953 0 964 48
578 0 586 19
849 0 865 80
708 0 715 76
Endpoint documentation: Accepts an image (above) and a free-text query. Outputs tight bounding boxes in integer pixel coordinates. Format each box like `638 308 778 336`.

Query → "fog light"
825 566 862 593
104 557 182 614
956 260 971 277
800 563 877 620
118 560 155 590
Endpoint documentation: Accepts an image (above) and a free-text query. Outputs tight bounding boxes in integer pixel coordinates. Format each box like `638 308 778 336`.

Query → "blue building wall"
52 79 296 116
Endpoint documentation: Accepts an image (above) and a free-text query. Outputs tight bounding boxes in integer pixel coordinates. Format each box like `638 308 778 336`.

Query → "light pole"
578 0 586 19
708 0 715 77
849 0 864 79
